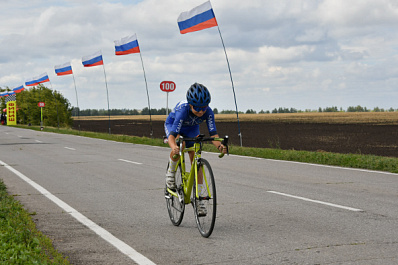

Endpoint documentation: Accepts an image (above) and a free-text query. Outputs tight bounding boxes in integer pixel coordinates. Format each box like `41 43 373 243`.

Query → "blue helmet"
186 83 211 107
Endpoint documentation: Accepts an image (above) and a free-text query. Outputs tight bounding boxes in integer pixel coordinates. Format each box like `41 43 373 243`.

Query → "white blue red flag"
35 73 50 84
0 92 7 97
82 51 104 67
12 85 24 93
115 34 140 55
177 1 218 34
55 62 73 76
25 77 38 87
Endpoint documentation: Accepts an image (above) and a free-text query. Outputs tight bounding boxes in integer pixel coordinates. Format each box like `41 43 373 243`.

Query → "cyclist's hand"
172 146 180 156
219 144 227 154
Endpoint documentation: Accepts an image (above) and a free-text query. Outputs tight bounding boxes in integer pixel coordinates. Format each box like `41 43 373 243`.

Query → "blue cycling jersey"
165 100 217 138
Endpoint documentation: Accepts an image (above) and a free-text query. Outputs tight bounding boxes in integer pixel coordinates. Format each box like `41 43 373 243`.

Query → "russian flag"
35 72 50 84
115 34 140 55
12 85 24 93
82 51 104 67
177 1 218 34
0 92 7 97
55 62 73 76
25 77 38 87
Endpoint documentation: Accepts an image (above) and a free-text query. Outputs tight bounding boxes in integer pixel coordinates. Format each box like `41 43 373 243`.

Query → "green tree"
246 109 256 114
323 106 339 112
16 85 72 127
141 107 149 115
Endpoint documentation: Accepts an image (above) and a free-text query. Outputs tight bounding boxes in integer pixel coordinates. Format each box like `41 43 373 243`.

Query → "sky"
0 0 397 112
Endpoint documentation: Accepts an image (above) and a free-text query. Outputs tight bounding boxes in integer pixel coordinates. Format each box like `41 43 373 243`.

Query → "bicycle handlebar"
173 134 229 159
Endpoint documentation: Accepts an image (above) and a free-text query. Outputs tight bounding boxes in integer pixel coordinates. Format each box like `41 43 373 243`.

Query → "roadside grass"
0 179 70 264
14 125 398 174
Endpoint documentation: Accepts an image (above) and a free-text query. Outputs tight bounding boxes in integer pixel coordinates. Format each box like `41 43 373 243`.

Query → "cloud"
0 0 398 112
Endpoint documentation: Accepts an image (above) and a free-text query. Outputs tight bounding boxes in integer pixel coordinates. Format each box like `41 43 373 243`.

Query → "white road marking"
0 160 156 265
64 147 76 151
35 140 43 143
267 191 364 212
118 159 143 165
225 154 398 176
267 159 398 176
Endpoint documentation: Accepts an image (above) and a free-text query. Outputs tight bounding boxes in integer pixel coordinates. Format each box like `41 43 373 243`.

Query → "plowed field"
72 113 398 157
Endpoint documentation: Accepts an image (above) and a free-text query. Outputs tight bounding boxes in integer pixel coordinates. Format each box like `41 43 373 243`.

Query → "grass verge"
15 125 398 174
0 179 70 264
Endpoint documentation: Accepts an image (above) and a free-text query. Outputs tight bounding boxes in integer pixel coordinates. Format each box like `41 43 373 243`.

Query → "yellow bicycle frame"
167 141 212 204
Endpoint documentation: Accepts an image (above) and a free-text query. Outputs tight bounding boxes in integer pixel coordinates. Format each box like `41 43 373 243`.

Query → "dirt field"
72 113 398 157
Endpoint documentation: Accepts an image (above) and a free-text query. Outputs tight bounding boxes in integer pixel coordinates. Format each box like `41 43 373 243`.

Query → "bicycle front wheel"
193 158 217 238
165 164 185 226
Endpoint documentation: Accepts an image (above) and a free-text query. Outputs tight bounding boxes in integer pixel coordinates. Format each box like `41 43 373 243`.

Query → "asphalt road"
1 126 397 264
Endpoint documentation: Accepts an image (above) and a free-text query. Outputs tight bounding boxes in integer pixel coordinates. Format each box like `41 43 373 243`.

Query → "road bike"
164 134 228 237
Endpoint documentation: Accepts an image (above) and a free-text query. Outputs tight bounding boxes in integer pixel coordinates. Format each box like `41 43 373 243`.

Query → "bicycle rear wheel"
193 158 217 237
165 164 185 226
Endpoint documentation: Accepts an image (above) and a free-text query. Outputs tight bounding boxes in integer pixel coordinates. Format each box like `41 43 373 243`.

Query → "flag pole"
39 85 43 130
48 81 60 129
101 60 111 134
216 25 242 146
138 48 153 137
71 73 80 132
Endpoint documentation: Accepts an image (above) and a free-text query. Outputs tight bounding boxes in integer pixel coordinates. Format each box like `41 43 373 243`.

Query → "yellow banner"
7 101 17 125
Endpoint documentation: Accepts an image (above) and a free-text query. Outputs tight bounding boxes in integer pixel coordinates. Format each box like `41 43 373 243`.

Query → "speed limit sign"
160 81 176 92
38 102 45 107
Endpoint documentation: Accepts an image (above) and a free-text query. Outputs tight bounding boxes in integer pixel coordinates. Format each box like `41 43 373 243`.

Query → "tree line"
268 106 397 113
72 105 398 116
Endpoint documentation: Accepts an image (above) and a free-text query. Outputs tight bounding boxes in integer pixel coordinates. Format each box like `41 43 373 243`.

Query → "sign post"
38 102 45 130
160 81 176 116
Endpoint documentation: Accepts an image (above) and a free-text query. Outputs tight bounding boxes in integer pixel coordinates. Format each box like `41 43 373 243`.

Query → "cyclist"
164 83 227 213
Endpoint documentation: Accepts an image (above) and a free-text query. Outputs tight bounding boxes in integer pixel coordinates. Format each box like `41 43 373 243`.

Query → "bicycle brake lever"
219 136 229 157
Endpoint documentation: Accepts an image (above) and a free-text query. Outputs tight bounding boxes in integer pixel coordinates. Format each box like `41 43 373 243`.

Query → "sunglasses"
193 105 208 112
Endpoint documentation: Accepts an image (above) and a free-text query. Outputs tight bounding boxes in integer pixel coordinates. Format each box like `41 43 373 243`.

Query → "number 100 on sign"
160 81 176 92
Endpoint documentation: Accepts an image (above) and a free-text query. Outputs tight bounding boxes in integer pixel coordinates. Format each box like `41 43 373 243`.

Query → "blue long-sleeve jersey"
165 100 217 138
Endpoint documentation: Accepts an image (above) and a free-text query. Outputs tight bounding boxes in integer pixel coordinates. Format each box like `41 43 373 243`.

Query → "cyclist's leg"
165 122 181 161
165 122 180 188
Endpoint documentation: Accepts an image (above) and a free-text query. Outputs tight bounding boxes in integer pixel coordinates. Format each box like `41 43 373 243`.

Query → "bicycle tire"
165 164 185 226
192 158 217 238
